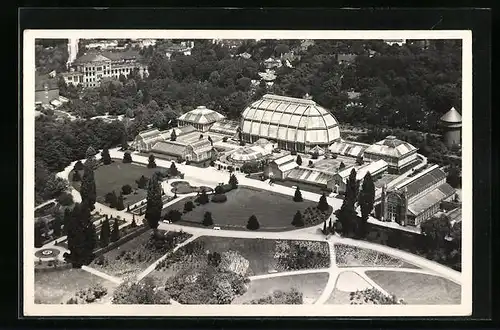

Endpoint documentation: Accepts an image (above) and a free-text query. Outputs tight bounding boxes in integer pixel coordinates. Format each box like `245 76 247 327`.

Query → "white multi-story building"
61 50 148 88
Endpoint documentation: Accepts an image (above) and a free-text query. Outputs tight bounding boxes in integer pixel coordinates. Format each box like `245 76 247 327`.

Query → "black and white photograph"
23 29 472 317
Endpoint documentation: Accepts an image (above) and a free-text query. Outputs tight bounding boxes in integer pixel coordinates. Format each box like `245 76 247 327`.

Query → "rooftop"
178 106 225 125
287 167 334 186
73 50 142 64
364 136 417 158
407 183 455 216
395 165 448 200
440 107 462 124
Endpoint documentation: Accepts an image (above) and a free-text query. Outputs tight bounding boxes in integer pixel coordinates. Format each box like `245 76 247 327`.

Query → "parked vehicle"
213 226 221 230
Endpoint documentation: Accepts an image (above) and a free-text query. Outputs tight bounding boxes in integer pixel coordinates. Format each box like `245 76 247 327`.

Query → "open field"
365 270 461 304
71 161 167 205
232 272 329 304
35 268 118 304
335 244 420 269
163 186 324 231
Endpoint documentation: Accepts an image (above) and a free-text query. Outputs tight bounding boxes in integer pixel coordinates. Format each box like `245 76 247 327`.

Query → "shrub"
292 211 305 227
57 192 74 206
122 184 133 195
246 215 260 230
136 175 149 189
185 160 191 165
290 150 297 156
221 184 233 193
331 153 338 159
308 160 314 167
311 151 319 160
196 190 210 205
356 157 364 166
184 201 195 213
165 209 182 223
104 191 118 207
211 194 227 203
72 170 81 182
203 212 214 226
293 186 303 202
123 152 133 163
210 160 215 167
73 160 84 171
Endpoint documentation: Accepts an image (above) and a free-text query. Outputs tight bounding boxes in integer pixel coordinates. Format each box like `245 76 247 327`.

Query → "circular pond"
35 248 60 259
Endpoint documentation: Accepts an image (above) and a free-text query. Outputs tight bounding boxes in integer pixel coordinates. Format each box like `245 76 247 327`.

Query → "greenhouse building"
240 94 341 152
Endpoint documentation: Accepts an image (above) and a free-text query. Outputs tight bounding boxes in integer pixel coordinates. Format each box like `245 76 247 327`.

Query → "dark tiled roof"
400 167 447 199
74 50 142 64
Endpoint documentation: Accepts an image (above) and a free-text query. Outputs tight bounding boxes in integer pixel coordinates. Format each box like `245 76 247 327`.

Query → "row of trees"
335 169 375 238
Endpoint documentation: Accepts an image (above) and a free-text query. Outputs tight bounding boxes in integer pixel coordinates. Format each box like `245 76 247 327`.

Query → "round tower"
439 107 462 148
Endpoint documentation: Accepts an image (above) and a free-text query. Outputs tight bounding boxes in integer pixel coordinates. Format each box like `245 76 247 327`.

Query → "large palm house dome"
240 94 341 152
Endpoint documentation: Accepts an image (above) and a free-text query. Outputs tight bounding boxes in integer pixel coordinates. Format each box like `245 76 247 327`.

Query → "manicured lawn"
71 161 167 205
164 186 323 231
35 268 118 304
335 244 420 269
326 289 353 304
232 272 329 304
365 270 461 304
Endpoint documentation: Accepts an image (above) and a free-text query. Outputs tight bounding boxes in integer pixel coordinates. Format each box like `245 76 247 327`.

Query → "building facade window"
387 202 399 222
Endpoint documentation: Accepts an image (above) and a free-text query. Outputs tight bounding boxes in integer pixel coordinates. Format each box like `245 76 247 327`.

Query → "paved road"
248 268 331 281
81 265 122 284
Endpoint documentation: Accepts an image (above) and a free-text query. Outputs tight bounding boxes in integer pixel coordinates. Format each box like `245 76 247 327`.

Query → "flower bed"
90 230 192 279
171 181 213 194
334 244 419 268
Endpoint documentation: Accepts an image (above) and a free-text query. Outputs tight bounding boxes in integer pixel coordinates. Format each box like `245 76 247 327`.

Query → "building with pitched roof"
328 140 370 158
379 165 455 227
151 138 214 163
327 160 388 194
178 106 226 132
264 154 299 180
65 50 148 88
240 94 341 153
286 167 335 189
131 126 194 153
439 107 462 148
363 136 418 172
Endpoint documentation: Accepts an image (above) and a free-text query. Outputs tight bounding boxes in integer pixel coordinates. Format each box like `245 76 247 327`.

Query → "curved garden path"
41 147 461 304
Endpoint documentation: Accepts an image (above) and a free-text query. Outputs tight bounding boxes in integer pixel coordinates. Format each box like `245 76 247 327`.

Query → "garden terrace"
71 161 169 206
90 230 192 279
161 186 331 231
35 268 118 304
